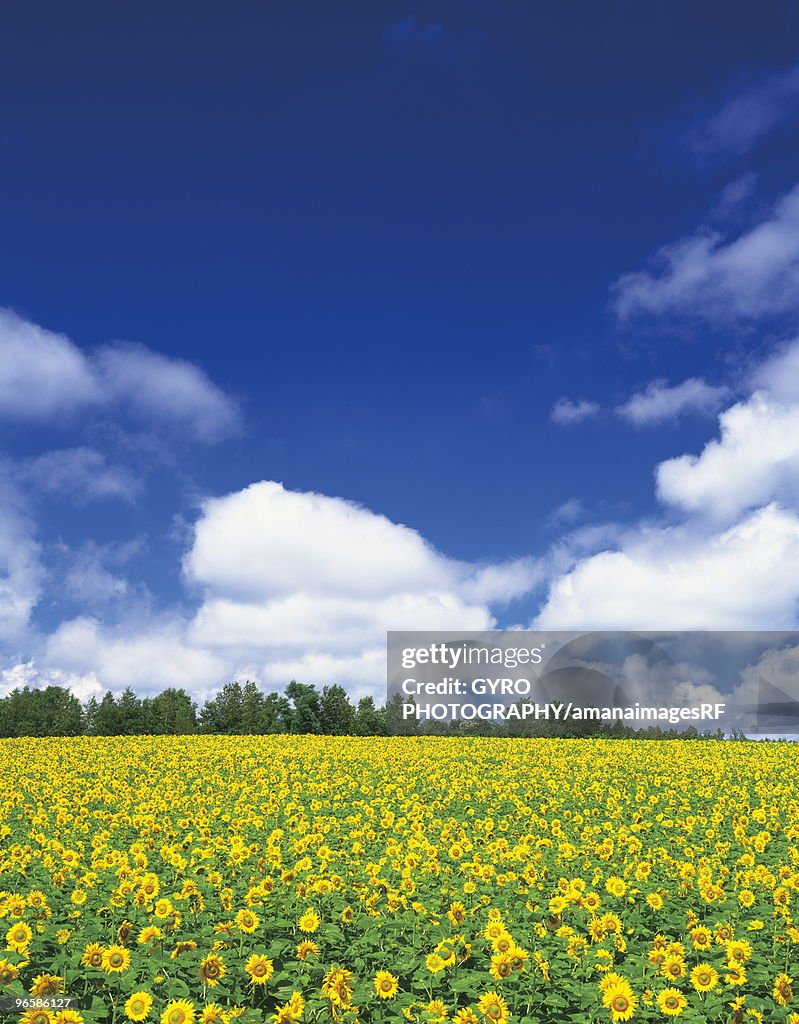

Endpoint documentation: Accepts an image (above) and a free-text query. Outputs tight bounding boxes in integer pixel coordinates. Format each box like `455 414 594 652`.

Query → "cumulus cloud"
613 183 799 325
0 659 103 702
42 616 229 698
535 334 799 631
656 392 799 519
0 309 240 441
14 481 539 699
181 481 538 688
618 378 730 426
550 398 600 424
535 503 799 630
689 63 799 160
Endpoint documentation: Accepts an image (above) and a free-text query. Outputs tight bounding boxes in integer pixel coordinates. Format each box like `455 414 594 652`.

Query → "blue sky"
4 1 799 701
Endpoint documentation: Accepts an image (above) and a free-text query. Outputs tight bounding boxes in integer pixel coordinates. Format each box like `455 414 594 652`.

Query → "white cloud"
24 448 141 503
18 481 539 699
0 309 240 442
752 336 799 404
60 541 138 607
0 469 43 641
94 343 240 443
550 398 600 424
42 616 228 698
181 481 537 690
613 183 799 325
656 392 799 519
0 310 100 419
618 378 729 426
184 481 535 605
690 63 799 160
536 503 799 630
0 659 103 702
547 498 585 527
534 328 799 633
710 172 759 222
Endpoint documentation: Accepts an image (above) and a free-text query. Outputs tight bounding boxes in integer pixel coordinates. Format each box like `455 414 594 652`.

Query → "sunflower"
138 926 163 947
725 965 747 986
725 940 752 965
425 953 445 974
373 970 399 999
603 983 638 1022
714 923 734 944
154 899 174 920
489 952 514 982
53 1013 83 1024
5 921 32 951
103 945 131 973
19 1012 52 1024
198 955 226 988
773 973 794 1007
599 974 631 995
588 918 607 942
80 943 106 969
689 926 712 950
322 967 354 1008
30 974 64 997
296 940 319 960
660 955 685 981
245 954 274 986
507 943 529 971
435 942 457 966
690 964 719 993
657 989 687 1017
170 941 198 959
477 991 509 1023
199 1005 224 1024
452 1011 479 1024
125 992 153 1022
236 909 260 934
340 906 353 924
160 1001 195 1024
298 909 320 933
549 895 568 915
438 898 462 924
484 922 506 943
0 959 20 985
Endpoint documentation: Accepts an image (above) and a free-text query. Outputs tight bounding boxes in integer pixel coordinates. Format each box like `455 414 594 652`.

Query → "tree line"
0 680 735 739
0 681 386 738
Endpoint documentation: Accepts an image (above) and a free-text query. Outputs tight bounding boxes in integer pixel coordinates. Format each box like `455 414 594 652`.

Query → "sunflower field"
1 736 798 1024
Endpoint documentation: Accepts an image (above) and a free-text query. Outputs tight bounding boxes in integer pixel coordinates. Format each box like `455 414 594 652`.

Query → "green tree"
149 689 197 734
352 695 384 736
95 692 123 736
118 687 145 734
285 681 321 734
199 682 244 733
319 684 354 735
